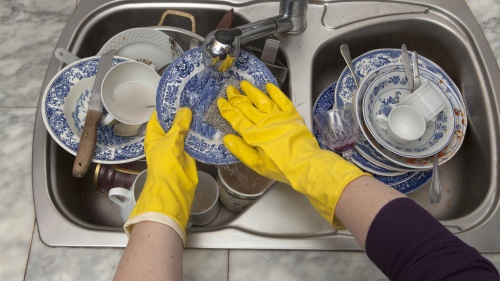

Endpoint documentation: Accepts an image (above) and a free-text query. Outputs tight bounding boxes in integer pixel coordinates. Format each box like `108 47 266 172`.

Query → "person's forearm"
334 175 406 249
114 221 183 281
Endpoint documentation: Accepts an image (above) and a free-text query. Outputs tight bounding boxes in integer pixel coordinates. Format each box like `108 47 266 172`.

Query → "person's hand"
124 108 197 246
217 81 368 226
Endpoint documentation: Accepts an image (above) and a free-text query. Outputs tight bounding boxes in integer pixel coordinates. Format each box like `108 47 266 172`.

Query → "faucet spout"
202 0 308 72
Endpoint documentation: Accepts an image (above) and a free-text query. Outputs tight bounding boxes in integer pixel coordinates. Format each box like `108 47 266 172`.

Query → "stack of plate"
313 49 467 194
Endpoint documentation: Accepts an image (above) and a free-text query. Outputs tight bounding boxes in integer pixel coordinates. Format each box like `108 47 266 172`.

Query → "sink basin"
33 0 500 251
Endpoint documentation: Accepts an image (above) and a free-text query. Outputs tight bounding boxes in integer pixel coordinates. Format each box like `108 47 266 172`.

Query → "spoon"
429 153 441 204
340 44 359 90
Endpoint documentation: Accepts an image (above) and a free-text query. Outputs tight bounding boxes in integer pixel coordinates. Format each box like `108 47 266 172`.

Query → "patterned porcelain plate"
362 70 455 158
312 82 431 193
42 56 146 164
373 170 432 194
336 49 467 169
156 47 277 165
355 135 415 172
351 149 406 177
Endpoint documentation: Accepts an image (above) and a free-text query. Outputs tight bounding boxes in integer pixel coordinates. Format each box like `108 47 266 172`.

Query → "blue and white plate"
312 82 430 193
355 135 415 172
351 149 406 177
374 170 432 194
42 56 146 164
362 70 455 158
337 49 467 169
156 47 277 165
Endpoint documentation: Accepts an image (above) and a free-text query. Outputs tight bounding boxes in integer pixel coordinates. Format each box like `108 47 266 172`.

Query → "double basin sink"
33 0 500 250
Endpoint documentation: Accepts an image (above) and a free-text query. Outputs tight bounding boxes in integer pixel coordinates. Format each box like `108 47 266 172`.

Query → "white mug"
190 171 220 226
109 170 220 225
101 61 159 126
399 80 447 122
376 105 426 144
109 169 147 222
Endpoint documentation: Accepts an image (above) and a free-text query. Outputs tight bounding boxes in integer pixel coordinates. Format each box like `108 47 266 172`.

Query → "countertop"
0 0 498 280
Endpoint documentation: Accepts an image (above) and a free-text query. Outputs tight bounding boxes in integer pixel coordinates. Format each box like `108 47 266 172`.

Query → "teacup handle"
101 113 116 126
108 187 132 208
375 115 388 130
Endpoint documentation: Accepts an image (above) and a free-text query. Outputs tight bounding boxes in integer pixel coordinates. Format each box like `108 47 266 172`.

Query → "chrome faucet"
202 0 308 72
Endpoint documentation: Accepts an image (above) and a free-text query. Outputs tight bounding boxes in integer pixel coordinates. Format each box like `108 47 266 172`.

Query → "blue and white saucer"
42 56 146 164
373 170 432 194
156 47 277 165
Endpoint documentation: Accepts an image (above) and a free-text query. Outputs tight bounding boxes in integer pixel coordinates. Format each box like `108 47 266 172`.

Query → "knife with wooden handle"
72 49 115 178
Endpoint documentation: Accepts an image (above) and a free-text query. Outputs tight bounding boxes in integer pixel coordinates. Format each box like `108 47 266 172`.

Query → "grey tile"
26 225 124 281
0 0 75 108
228 250 388 281
0 108 37 280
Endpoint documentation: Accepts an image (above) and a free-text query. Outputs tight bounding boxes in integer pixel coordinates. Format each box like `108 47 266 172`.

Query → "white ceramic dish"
362 70 455 158
41 56 146 164
98 27 183 70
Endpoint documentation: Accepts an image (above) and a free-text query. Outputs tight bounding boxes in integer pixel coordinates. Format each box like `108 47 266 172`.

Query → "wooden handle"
216 9 235 29
72 110 102 178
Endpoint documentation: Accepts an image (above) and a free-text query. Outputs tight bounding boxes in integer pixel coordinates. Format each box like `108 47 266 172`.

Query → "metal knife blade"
412 51 421 89
401 44 414 91
72 49 115 178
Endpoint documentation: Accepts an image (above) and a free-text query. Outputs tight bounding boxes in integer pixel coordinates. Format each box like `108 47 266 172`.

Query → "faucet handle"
202 29 242 72
215 28 243 44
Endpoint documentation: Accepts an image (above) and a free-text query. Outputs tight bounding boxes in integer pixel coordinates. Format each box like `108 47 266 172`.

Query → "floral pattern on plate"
312 82 431 193
363 70 455 158
336 49 467 169
156 47 277 165
42 56 146 164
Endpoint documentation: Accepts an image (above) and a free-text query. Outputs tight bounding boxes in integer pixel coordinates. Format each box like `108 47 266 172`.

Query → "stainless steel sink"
33 0 500 251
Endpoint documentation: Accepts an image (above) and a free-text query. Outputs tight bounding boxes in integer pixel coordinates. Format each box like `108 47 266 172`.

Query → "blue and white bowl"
156 47 277 165
41 56 146 164
362 69 455 158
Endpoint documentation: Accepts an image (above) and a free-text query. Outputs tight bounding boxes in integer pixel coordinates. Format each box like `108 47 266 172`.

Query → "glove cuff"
124 212 186 247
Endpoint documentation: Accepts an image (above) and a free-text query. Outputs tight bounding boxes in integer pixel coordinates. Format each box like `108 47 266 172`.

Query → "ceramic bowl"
156 47 277 165
98 27 183 70
41 56 146 163
361 69 455 158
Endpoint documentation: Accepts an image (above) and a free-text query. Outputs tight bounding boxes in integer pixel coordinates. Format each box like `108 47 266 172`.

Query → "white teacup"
376 105 426 145
101 61 160 126
399 80 447 122
109 169 147 222
190 171 220 226
108 170 220 225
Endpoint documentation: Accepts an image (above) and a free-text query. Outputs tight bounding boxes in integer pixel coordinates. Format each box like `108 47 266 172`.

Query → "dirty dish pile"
313 48 467 194
41 20 278 218
41 56 147 163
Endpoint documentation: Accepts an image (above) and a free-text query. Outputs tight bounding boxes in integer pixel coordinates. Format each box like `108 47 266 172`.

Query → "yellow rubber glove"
124 108 198 246
217 81 369 227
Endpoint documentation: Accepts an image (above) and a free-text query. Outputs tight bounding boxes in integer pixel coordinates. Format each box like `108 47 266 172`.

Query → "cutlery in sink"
72 49 115 178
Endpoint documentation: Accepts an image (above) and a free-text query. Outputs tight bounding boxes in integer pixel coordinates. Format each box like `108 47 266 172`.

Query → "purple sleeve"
365 198 499 281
